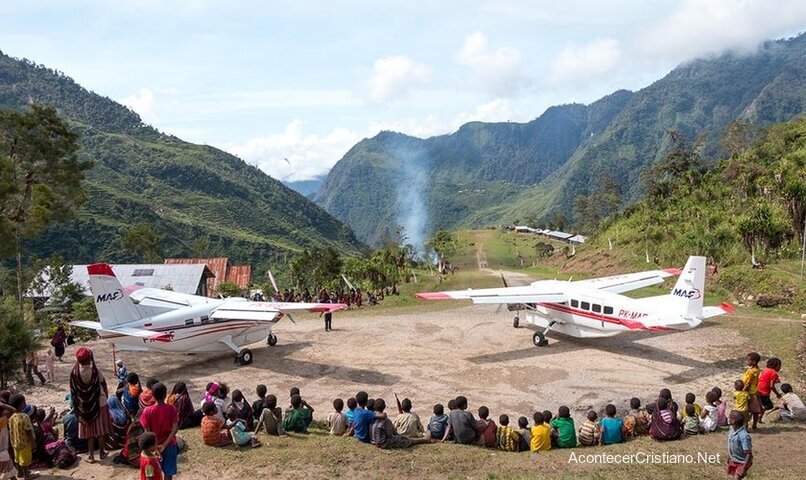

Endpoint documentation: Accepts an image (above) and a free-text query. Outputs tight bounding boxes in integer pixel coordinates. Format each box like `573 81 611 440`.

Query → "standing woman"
51 325 67 361
69 347 111 463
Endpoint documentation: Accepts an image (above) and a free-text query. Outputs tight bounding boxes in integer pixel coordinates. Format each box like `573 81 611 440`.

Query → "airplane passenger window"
581 301 590 310
201 315 210 324
184 318 193 326
592 304 602 313
604 306 614 314
570 299 579 308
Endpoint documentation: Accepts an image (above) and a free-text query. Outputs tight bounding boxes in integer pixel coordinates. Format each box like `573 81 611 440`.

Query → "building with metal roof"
164 258 252 296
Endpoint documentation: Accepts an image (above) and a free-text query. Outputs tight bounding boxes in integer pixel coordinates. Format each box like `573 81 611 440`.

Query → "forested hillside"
316 34 806 246
0 51 365 269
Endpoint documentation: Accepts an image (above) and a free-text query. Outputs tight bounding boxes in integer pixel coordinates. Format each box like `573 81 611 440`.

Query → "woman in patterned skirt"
69 347 112 463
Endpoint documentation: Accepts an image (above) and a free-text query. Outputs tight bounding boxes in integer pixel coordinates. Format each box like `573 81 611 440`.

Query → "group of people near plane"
1 349 804 480
252 285 398 308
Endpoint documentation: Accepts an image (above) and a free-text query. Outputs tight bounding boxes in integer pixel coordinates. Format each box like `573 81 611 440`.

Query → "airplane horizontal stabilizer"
70 321 173 342
702 302 736 319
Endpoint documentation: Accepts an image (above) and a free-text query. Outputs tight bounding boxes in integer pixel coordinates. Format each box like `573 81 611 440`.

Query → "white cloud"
366 55 432 103
456 32 523 95
452 98 516 126
120 87 159 124
638 0 806 62
226 119 363 182
546 38 621 85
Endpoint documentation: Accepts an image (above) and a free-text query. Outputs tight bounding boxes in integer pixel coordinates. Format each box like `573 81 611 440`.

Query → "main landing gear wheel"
532 332 549 347
267 334 278 346
513 316 520 328
237 348 253 365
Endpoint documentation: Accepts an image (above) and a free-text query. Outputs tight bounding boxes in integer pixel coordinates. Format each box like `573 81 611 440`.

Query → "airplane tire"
267 334 278 346
513 316 520 328
532 332 548 347
238 348 253 365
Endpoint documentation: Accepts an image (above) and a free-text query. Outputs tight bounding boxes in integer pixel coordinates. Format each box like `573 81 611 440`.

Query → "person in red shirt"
140 383 178 480
758 357 782 423
139 432 163 480
476 406 497 448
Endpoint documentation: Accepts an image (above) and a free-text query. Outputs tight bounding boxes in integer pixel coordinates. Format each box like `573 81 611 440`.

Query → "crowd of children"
1 350 804 480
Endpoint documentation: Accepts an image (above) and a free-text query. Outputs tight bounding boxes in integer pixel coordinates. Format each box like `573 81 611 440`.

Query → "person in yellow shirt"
734 379 750 426
530 411 551 452
681 393 702 420
743 352 762 429
8 394 36 479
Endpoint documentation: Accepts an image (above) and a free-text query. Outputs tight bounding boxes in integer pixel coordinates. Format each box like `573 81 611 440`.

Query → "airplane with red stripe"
71 263 346 364
416 256 734 346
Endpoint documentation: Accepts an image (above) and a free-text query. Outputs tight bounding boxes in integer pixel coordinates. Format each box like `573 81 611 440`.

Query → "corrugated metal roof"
165 257 229 294
31 264 214 297
226 265 252 289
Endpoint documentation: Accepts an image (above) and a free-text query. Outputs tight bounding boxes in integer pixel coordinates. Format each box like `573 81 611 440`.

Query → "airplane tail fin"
87 263 141 328
671 256 706 318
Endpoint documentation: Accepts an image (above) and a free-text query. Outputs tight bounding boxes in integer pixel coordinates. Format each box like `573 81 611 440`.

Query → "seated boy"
495 414 520 452
517 416 531 452
624 397 649 436
427 404 448 441
251 385 268 421
681 393 702 420
201 401 231 447
282 394 314 433
393 398 425 439
370 399 430 449
254 395 285 436
683 405 702 435
577 410 600 446
529 412 551 452
326 398 348 435
476 406 497 448
600 404 626 445
543 410 558 448
225 407 261 448
550 406 577 448
777 384 806 422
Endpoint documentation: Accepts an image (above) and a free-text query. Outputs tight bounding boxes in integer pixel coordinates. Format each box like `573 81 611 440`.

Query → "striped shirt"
495 425 519 452
577 420 599 446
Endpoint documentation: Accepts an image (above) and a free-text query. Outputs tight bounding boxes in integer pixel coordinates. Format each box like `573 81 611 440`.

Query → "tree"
0 295 35 387
121 223 163 263
0 104 89 321
217 281 243 298
427 229 457 273
29 253 84 305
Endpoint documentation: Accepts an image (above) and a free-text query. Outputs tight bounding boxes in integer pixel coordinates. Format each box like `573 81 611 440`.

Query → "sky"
1 0 805 182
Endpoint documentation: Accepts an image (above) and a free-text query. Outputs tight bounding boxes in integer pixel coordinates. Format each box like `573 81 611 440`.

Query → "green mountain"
0 51 365 269
315 34 806 246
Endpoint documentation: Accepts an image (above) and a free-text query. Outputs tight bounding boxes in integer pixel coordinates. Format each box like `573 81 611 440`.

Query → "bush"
0 296 36 388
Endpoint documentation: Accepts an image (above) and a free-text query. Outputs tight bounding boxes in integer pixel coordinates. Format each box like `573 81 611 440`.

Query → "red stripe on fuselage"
538 302 671 331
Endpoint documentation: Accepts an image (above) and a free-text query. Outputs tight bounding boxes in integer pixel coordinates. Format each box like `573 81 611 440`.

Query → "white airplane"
417 256 734 346
71 263 346 364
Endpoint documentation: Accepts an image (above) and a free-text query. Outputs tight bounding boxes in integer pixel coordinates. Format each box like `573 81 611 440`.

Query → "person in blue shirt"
344 397 357 430
343 391 378 443
727 410 753 479
600 404 626 445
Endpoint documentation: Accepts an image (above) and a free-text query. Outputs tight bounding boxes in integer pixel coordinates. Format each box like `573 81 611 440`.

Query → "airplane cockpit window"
581 301 590 310
570 299 579 308
592 304 602 313
604 306 614 314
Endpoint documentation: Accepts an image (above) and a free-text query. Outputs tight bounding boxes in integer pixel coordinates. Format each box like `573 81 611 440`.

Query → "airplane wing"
572 268 681 294
70 320 173 342
211 300 347 322
416 284 566 304
128 287 213 309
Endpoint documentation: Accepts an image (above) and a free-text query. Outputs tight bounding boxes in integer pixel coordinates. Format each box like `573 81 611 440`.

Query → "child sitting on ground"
495 414 520 452
122 372 142 414
255 395 285 436
201 402 231 447
282 394 314 433
225 407 261 448
229 390 254 431
393 398 425 439
700 390 719 432
542 410 558 448
600 404 626 445
712 387 728 427
251 385 267 421
578 410 600 446
683 405 702 435
344 397 357 430
727 410 753 479
476 406 497 448
517 416 531 451
550 406 576 448
733 380 750 426
625 397 649 436
427 404 448 441
777 384 806 422
115 360 128 386
681 393 701 420
530 411 551 452
326 399 348 436
138 432 163 480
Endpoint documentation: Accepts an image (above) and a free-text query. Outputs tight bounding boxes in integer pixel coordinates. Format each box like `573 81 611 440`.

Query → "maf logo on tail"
673 288 701 300
96 289 123 303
